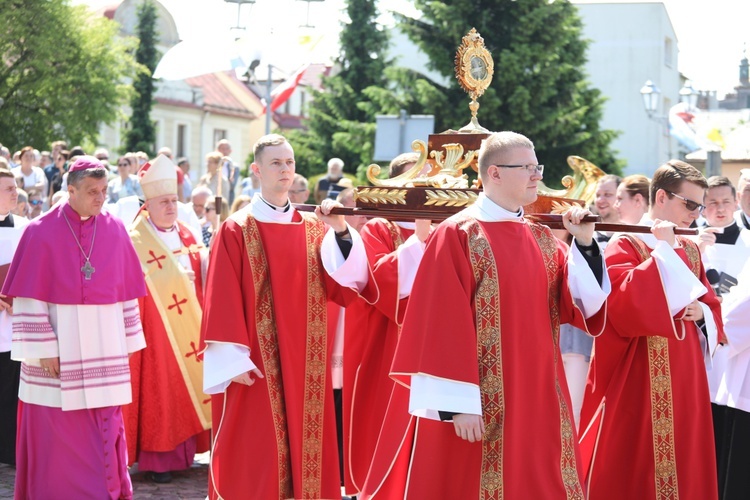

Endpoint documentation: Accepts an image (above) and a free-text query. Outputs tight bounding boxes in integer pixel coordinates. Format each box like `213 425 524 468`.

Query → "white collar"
463 193 524 222
249 194 295 223
148 217 176 233
707 220 737 232
0 212 11 222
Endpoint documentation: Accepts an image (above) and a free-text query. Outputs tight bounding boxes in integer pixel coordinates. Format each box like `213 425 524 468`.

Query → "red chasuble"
390 215 605 500
346 218 413 495
580 235 723 500
124 220 210 464
201 210 373 500
341 296 371 494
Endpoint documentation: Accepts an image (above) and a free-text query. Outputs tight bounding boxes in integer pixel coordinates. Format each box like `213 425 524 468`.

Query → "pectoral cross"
81 260 95 280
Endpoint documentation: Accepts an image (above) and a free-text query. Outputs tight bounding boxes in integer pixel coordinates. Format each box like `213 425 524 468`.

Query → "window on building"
176 124 187 157
153 120 161 153
664 37 673 68
299 91 307 118
213 129 227 146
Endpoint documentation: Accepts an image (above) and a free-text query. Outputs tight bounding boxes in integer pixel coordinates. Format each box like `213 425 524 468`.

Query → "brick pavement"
0 452 210 499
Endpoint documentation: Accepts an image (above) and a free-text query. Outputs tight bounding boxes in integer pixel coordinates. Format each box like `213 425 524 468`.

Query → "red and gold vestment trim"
621 235 701 500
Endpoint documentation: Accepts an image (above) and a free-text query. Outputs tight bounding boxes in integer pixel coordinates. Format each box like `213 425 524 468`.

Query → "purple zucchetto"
68 155 105 173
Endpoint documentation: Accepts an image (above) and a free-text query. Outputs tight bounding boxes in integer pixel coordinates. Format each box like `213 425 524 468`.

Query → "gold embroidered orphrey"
129 213 211 428
240 213 328 499
622 235 703 500
529 223 584 499
458 216 583 499
242 215 292 498
455 28 495 133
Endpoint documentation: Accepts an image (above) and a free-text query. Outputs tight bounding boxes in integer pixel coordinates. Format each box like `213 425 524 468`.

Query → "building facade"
574 1 681 176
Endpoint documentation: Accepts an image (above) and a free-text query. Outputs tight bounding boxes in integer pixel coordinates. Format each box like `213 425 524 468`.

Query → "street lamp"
640 80 661 118
679 80 699 109
225 0 322 134
224 0 256 32
640 79 702 160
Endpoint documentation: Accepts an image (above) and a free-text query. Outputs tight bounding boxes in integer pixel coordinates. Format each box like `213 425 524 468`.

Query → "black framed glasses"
666 191 705 213
493 164 544 175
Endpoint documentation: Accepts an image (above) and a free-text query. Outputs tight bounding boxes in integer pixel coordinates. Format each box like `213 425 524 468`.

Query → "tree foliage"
390 0 622 182
0 0 137 150
288 0 389 178
125 0 158 155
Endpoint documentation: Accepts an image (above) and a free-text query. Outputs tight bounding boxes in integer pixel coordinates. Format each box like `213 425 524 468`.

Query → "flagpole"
265 64 273 135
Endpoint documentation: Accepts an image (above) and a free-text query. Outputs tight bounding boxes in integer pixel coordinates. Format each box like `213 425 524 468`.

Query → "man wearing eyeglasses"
124 155 210 484
581 160 724 499
387 131 610 499
696 175 750 499
288 173 310 204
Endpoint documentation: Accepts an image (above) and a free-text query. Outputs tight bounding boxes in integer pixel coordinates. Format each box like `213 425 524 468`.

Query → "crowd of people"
1 131 750 500
0 140 264 251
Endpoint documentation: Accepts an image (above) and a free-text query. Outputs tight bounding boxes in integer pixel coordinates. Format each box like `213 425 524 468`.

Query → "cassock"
702 220 750 401
124 214 211 472
734 209 750 230
703 222 750 498
201 195 375 500
580 216 724 500
346 218 422 497
0 212 29 465
388 193 609 499
4 201 147 499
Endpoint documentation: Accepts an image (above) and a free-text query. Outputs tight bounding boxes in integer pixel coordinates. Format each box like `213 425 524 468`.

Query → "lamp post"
224 0 256 32
225 0 320 135
640 80 661 119
679 80 700 109
640 79 701 160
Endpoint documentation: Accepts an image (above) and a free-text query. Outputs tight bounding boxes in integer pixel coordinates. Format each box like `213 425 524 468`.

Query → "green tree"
288 0 390 178
0 0 137 149
387 0 622 182
125 0 158 155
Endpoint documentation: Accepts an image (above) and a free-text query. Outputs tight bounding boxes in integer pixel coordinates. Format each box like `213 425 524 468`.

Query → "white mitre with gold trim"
138 154 177 200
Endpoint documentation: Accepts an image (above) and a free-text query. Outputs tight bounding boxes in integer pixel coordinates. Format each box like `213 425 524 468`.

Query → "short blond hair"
477 132 534 179
205 152 222 164
253 134 288 162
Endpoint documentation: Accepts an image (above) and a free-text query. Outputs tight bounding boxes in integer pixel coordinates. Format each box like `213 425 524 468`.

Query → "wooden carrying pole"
292 204 698 236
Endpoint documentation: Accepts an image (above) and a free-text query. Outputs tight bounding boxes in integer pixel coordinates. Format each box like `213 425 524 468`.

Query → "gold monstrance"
455 28 494 133
293 30 690 234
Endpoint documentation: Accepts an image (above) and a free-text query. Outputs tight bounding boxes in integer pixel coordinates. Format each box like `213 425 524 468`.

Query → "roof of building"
183 72 261 119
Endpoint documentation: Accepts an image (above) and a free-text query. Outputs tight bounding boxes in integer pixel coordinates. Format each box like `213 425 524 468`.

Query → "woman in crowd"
614 174 650 224
47 150 69 200
107 153 143 203
13 147 47 195
202 197 229 249
197 153 229 197
230 195 251 214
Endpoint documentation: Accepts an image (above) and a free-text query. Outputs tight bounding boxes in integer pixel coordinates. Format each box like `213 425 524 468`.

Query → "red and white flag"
262 63 310 114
